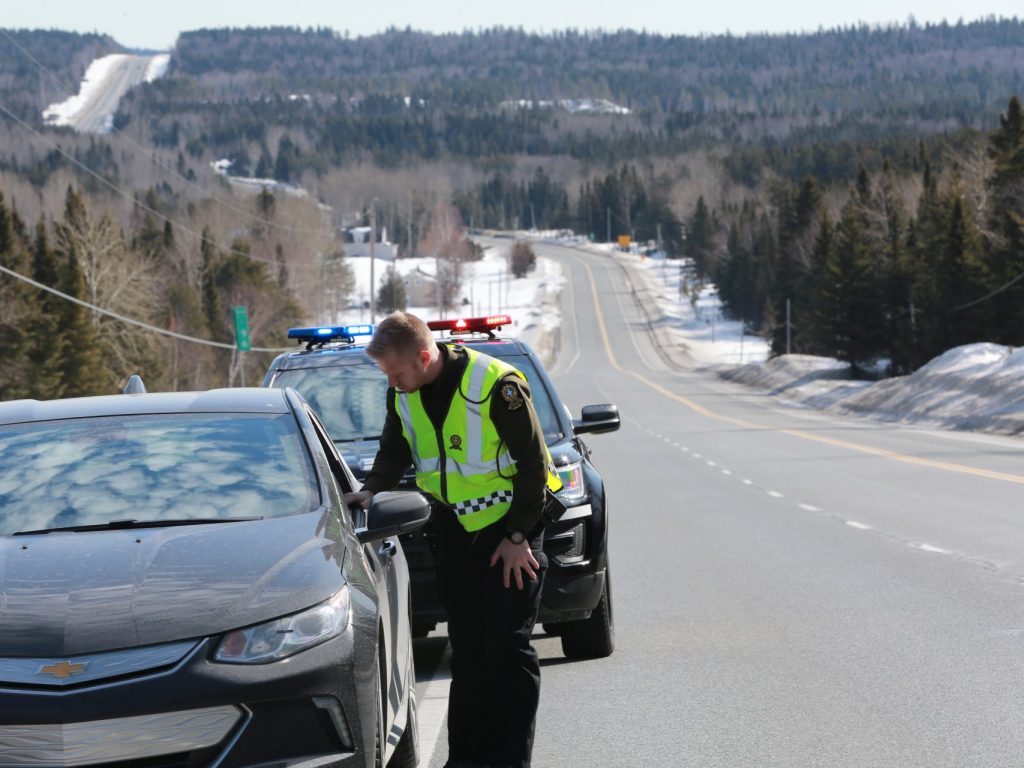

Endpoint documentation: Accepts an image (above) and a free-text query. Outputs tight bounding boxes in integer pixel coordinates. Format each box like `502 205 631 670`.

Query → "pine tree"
983 96 1024 345
27 223 66 399
686 196 715 277
0 193 37 400
57 246 111 397
376 264 407 313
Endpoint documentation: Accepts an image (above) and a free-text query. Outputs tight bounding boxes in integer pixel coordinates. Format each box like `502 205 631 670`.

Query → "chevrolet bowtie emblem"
38 661 87 679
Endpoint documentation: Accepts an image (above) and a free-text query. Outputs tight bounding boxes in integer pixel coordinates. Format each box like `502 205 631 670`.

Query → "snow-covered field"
331 246 565 366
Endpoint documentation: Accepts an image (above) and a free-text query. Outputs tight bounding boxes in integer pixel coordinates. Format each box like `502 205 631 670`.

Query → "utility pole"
370 201 377 323
606 207 611 244
786 298 792 355
530 202 536 231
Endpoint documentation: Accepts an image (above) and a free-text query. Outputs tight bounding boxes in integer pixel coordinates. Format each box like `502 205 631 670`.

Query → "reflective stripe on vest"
396 347 560 532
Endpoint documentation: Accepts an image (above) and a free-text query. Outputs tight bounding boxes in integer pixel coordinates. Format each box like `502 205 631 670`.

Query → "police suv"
263 315 620 659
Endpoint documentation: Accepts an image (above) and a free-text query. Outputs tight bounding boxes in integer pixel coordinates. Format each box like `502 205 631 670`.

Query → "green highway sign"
232 306 251 352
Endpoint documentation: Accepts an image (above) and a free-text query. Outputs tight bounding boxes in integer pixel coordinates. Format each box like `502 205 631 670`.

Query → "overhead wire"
0 263 292 353
0 29 345 237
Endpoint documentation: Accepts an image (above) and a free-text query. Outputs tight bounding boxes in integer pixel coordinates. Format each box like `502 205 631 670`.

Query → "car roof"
0 388 293 427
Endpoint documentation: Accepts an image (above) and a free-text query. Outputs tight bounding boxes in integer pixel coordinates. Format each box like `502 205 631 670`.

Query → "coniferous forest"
1 22 1023 397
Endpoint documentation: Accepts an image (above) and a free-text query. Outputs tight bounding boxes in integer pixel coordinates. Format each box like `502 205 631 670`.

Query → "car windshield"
0 413 319 536
272 352 565 444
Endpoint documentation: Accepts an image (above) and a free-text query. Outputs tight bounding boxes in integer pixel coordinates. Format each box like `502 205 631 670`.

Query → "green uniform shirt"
362 343 549 535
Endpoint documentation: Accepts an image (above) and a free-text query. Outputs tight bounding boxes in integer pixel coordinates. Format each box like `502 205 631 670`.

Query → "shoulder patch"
500 381 524 411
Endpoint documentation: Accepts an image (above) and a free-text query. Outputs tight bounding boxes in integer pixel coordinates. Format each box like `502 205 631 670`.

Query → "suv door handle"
378 539 398 560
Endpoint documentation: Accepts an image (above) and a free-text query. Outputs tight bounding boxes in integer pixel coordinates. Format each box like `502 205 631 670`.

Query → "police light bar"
287 324 374 346
427 315 512 335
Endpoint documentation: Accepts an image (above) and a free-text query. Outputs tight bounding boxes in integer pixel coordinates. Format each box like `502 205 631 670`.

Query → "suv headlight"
214 586 350 664
556 461 586 503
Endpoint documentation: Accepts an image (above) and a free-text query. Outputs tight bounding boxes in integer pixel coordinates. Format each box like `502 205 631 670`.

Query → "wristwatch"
505 530 527 545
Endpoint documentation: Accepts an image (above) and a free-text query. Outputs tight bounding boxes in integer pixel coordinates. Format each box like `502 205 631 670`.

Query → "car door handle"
378 540 397 560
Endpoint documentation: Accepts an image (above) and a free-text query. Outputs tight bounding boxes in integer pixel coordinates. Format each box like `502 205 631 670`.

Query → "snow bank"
722 344 1024 436
144 54 171 83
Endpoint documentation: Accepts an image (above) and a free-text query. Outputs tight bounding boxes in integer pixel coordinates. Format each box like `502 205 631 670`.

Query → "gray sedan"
0 385 428 768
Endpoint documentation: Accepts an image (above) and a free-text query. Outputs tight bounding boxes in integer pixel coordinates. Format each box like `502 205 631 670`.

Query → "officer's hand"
490 538 540 590
343 490 375 510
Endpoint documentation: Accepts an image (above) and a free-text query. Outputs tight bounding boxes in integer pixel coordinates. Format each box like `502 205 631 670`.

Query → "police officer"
344 311 561 768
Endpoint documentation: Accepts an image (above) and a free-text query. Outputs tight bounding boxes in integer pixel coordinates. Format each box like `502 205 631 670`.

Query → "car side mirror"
357 491 431 544
572 403 620 435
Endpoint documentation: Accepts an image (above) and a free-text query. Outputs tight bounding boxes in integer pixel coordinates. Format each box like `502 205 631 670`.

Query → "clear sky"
6 0 1022 51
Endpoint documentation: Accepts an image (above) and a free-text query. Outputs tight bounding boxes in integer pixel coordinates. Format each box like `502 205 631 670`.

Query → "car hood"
0 511 347 657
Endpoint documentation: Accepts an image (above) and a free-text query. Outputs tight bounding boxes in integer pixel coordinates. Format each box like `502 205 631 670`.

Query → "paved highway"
69 55 154 133
418 239 1024 767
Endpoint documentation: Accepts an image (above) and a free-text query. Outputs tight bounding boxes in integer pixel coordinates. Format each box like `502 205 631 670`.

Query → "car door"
305 407 410 746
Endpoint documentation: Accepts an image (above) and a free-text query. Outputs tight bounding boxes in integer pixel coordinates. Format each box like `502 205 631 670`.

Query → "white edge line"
845 520 872 530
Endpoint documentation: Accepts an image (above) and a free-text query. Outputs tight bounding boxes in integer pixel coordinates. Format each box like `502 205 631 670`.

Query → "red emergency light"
427 314 512 336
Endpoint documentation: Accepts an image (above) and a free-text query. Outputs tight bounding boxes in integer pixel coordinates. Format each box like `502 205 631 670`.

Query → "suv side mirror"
572 403 620 435
357 491 431 543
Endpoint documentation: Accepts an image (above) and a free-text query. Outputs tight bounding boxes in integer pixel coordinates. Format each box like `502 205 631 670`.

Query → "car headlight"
556 461 586 503
214 586 350 664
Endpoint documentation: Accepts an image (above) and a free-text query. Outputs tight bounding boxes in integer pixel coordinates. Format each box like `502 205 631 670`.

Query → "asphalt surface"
70 55 154 133
416 239 1024 767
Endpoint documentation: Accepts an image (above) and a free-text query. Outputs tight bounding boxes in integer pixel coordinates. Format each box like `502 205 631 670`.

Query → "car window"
273 351 564 444
0 413 320 536
273 364 389 442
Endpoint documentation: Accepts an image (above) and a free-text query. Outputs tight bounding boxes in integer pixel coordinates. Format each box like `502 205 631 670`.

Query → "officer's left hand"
490 538 540 590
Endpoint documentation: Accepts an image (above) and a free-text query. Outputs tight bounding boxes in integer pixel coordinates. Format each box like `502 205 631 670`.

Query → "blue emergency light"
288 324 374 348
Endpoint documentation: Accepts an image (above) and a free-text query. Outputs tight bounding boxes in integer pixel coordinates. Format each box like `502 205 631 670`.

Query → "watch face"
508 531 526 544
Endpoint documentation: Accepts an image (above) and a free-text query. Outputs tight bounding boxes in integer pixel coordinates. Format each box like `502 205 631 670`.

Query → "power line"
0 263 291 353
0 29 342 237
950 266 1024 312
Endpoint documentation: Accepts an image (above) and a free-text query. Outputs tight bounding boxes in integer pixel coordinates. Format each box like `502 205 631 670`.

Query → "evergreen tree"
27 223 66 399
686 196 715 277
0 193 36 400
376 264 407 313
983 96 1024 345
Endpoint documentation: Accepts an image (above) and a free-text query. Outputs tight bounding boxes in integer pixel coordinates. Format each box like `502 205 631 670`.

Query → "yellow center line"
568 248 1024 486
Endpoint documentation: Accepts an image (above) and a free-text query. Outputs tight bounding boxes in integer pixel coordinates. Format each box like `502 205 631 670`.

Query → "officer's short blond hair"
366 312 435 360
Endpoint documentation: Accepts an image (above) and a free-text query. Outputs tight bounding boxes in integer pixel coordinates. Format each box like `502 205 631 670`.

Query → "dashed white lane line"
767 491 784 499
706 460 717 467
742 479 753 486
722 469 733 476
845 521 872 530
799 504 821 512
911 542 951 555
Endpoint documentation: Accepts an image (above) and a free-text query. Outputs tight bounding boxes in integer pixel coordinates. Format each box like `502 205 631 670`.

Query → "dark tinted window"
0 413 319 535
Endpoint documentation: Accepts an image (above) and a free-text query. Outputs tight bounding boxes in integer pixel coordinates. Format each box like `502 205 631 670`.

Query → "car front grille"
0 706 243 767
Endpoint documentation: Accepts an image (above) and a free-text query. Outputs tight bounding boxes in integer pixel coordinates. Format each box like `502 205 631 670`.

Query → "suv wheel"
559 568 614 659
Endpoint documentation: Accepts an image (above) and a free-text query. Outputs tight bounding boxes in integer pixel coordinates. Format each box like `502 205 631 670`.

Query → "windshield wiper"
334 435 381 443
12 517 263 536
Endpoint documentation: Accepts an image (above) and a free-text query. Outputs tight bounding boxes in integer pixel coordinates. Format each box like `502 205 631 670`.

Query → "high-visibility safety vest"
396 347 563 532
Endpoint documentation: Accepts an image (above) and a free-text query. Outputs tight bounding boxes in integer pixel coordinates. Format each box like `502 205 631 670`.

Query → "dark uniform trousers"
436 507 546 768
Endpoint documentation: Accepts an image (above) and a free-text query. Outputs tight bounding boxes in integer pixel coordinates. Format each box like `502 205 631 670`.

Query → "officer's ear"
417 348 432 370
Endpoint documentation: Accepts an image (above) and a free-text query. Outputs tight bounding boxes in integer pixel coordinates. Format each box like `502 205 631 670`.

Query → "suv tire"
559 568 614 659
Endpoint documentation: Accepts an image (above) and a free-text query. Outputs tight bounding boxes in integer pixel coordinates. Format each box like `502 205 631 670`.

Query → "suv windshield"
0 413 319 536
272 352 564 444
